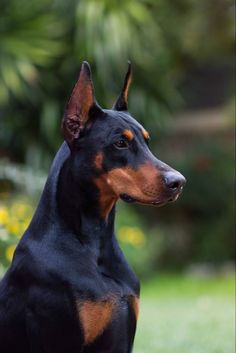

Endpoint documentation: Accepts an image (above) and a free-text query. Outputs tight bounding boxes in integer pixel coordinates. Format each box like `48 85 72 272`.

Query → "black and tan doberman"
0 61 185 353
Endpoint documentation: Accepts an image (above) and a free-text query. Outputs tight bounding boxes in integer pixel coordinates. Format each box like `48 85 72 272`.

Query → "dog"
0 61 185 353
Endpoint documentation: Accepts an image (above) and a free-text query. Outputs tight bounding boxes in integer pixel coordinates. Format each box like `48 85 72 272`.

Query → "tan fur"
123 74 132 104
103 162 161 202
66 68 93 126
94 152 103 170
95 162 161 219
95 177 117 220
78 299 116 346
129 296 140 320
142 128 150 140
123 129 134 141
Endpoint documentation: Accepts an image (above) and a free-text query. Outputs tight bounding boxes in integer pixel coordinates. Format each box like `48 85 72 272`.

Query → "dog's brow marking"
142 128 150 140
78 299 116 345
123 129 134 141
95 152 103 169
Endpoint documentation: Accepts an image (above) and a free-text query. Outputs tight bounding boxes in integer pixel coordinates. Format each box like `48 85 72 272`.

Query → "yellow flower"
118 226 146 247
6 220 21 236
11 203 32 220
0 207 9 226
6 244 17 262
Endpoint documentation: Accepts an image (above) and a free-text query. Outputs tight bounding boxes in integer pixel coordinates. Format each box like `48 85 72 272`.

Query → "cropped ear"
62 61 102 149
112 61 132 111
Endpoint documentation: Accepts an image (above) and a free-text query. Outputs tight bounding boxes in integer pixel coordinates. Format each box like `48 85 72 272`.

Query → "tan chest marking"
78 299 116 345
129 296 140 320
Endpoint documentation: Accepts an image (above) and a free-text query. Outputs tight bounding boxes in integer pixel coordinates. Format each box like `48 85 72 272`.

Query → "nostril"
164 172 186 191
168 181 180 190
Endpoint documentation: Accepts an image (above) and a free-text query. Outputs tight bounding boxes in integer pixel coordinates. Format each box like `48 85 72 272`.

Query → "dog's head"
62 62 186 218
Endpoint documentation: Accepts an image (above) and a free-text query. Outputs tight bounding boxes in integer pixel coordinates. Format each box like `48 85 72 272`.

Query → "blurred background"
0 1 235 352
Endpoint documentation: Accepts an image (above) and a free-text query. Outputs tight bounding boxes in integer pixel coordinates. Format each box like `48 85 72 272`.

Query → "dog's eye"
114 138 129 149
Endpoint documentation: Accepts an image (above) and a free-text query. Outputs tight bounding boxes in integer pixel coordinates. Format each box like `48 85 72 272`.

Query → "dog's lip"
120 193 168 206
120 193 137 203
120 190 183 206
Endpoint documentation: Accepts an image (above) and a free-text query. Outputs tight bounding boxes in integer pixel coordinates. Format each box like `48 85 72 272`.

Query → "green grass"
134 274 235 353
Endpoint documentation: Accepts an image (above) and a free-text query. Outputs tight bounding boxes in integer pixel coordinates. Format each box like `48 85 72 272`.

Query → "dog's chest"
76 294 139 348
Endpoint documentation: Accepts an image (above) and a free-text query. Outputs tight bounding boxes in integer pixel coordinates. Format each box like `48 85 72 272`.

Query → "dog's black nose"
164 172 186 192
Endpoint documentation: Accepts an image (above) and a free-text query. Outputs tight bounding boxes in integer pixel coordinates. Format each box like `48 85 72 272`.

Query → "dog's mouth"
120 189 183 207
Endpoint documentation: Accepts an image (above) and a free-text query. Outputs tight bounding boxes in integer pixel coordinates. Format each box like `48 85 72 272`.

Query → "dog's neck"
56 149 116 244
26 143 139 292
57 184 116 244
29 143 116 247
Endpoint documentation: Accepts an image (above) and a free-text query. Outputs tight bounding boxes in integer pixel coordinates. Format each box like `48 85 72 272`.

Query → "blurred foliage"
0 0 235 274
145 136 235 269
179 141 235 262
116 203 160 278
0 0 234 166
0 198 33 271
0 194 161 278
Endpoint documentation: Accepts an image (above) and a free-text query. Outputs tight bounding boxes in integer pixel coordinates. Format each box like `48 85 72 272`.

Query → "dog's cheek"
94 152 104 171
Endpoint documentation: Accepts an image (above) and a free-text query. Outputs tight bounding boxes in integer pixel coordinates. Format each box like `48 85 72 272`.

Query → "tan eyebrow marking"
142 128 150 140
123 129 134 141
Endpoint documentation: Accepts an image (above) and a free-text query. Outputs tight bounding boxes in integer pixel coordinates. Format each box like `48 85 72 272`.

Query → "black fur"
0 64 185 353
